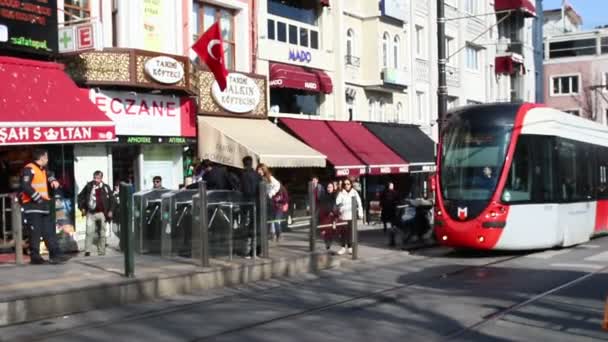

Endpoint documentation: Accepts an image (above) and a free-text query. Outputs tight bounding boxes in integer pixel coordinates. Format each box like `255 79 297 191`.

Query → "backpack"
272 186 289 213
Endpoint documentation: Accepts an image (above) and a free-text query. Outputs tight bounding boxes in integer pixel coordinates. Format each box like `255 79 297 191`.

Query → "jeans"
270 210 284 238
85 212 107 255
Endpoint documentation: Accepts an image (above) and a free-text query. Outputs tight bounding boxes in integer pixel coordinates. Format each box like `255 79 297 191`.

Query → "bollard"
258 181 269 258
197 181 210 267
308 181 317 252
10 195 23 265
120 182 134 277
351 196 358 260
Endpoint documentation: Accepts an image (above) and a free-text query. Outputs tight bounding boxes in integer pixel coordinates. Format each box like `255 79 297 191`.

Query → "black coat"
204 166 237 190
240 168 261 200
77 181 115 218
380 189 399 222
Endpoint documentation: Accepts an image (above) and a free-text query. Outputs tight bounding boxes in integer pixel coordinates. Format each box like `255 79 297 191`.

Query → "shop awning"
269 63 333 94
363 122 437 173
0 57 116 145
495 54 525 75
326 121 409 175
494 0 536 17
281 118 367 176
197 116 326 169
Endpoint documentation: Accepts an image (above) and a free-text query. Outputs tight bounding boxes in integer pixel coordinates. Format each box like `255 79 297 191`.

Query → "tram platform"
0 227 428 326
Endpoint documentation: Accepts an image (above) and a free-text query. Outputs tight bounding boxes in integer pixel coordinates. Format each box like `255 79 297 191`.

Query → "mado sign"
288 49 312 63
212 73 261 113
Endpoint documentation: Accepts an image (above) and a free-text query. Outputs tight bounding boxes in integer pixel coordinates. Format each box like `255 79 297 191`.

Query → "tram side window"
577 143 594 200
502 136 531 202
533 136 556 202
557 140 588 201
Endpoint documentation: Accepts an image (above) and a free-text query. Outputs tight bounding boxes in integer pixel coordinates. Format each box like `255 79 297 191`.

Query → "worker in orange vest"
20 149 68 265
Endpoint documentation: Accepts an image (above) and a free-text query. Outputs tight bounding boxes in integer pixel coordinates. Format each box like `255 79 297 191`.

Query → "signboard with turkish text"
89 90 196 137
0 0 58 54
0 126 115 145
195 70 267 119
142 0 162 51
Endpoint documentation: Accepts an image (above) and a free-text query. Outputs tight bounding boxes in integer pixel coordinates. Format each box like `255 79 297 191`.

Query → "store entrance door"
112 146 140 191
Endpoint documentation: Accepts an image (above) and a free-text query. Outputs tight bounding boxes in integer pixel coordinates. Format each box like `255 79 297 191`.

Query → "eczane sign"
144 56 184 84
211 73 261 113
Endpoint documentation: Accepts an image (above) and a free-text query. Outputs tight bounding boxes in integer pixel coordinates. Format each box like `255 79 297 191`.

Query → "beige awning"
197 116 326 169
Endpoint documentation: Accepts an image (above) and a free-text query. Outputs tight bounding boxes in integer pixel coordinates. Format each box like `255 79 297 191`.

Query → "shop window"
64 0 90 23
277 22 287 42
268 19 276 40
194 3 236 70
289 25 298 44
270 89 321 115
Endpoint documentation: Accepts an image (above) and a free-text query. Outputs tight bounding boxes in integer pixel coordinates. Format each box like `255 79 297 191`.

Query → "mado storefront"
62 49 196 246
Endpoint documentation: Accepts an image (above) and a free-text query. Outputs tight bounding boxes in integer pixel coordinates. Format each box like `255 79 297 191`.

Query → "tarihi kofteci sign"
0 126 114 145
211 73 261 113
144 56 184 84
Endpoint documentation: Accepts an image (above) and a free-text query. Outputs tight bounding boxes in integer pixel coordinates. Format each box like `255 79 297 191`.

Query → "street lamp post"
437 0 448 135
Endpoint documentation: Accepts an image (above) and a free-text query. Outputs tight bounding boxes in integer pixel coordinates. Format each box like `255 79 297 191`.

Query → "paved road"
2 237 608 342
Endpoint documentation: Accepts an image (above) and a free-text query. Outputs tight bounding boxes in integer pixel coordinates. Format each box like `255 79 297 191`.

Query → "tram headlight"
442 235 448 241
477 236 485 243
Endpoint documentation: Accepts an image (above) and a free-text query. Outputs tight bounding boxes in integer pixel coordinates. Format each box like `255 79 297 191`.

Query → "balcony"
494 0 536 18
415 58 429 83
345 55 360 67
382 67 409 87
495 54 525 75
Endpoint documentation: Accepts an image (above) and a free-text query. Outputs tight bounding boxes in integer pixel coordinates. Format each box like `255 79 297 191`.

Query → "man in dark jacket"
240 156 261 258
203 160 237 190
77 171 115 256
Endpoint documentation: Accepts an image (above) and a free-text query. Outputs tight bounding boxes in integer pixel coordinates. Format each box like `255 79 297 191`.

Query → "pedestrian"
152 176 166 190
19 148 68 264
335 178 363 255
203 160 237 190
256 164 281 241
77 171 115 256
240 156 262 258
319 182 338 251
380 182 399 234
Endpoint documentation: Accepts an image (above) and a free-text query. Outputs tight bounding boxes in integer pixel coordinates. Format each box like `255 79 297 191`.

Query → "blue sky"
543 0 608 29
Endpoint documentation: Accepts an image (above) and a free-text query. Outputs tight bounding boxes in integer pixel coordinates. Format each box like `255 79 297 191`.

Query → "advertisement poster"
0 0 59 54
142 0 162 51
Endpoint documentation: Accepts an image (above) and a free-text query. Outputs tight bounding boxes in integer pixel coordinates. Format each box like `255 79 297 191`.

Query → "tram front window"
441 125 511 201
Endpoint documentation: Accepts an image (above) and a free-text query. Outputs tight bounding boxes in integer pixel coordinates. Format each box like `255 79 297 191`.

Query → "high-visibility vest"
21 163 49 204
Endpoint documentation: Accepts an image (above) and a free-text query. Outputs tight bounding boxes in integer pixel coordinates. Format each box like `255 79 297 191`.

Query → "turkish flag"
192 21 229 91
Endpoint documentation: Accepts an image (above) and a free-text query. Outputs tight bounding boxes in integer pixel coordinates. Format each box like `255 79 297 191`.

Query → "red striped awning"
269 63 333 94
494 0 536 17
0 57 115 145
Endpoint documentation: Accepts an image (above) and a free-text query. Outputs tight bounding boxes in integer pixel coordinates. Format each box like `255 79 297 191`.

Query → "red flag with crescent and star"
192 21 229 91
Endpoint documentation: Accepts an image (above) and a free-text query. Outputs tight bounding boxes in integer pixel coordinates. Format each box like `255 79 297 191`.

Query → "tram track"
441 263 608 341
13 248 531 342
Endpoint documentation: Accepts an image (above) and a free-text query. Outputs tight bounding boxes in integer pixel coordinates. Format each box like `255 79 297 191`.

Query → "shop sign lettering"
288 49 312 63
211 73 261 113
0 126 114 144
144 56 184 84
90 90 183 136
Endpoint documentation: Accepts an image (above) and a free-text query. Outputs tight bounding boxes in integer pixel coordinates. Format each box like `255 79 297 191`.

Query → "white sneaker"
337 247 346 255
348 247 353 255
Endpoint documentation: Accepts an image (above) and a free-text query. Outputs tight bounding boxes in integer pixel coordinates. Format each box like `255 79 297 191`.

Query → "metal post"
252 204 257 260
308 181 317 252
258 181 269 258
197 181 210 267
228 204 234 261
120 182 134 278
437 0 448 134
10 195 23 265
351 197 358 260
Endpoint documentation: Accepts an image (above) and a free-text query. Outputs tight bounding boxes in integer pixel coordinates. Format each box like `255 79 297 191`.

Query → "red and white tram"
434 103 608 250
